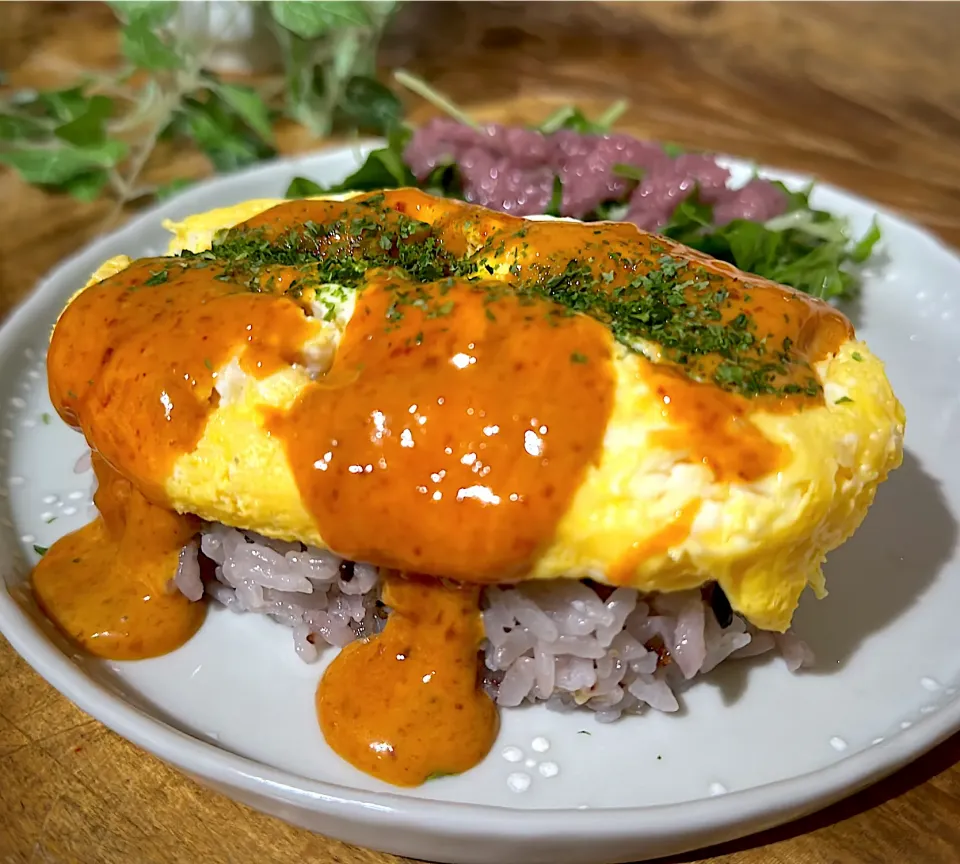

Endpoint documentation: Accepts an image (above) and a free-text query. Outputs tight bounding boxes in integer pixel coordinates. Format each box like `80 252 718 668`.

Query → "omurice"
32 188 904 786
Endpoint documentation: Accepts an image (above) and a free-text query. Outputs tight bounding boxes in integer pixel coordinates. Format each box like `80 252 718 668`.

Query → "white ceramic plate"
1 144 959 864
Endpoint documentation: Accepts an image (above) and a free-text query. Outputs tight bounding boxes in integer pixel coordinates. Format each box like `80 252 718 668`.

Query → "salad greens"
286 82 880 303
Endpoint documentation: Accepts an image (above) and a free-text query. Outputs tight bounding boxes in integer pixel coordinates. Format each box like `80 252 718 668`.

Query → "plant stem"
392 69 482 131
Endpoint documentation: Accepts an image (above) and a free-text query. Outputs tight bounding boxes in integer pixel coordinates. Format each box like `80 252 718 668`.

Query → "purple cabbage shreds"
403 118 790 228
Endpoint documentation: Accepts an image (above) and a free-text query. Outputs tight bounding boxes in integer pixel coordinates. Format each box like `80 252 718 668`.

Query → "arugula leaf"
612 163 644 182
851 218 881 263
423 161 463 198
769 179 813 213
545 175 564 217
286 176 325 198
536 101 627 135
658 189 713 246
655 187 880 301
338 144 415 190
339 75 403 135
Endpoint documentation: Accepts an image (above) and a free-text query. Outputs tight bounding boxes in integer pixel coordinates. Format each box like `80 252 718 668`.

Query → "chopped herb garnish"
835 396 854 404
203 358 213 370
33 544 48 556
165 192 826 399
41 412 51 425
852 351 863 362
144 267 170 286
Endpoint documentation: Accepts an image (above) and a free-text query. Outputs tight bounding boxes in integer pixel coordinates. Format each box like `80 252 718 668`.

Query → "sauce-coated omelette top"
41 189 903 625
33 188 904 787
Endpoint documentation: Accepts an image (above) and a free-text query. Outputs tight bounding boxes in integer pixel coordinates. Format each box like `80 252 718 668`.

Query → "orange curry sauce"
33 189 851 785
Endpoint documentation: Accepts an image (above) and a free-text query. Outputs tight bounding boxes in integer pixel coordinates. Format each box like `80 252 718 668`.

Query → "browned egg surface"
34 189 852 785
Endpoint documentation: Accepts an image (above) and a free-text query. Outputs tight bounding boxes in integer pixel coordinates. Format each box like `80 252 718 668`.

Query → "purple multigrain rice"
403 117 788 229
175 525 812 720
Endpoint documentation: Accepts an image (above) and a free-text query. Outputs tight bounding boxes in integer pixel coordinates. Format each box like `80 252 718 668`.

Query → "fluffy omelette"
33 188 904 786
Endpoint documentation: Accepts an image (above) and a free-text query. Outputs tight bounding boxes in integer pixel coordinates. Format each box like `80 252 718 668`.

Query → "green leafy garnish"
658 188 881 301
0 1 402 205
33 545 48 556
612 163 644 182
570 351 588 364
835 396 854 404
545 176 564 218
41 412 51 425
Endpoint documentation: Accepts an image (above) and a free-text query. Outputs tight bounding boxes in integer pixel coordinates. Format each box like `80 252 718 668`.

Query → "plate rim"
1 142 959 849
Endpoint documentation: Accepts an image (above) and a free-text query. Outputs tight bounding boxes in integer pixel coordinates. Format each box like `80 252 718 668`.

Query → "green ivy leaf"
285 176 325 198
339 76 403 134
109 1 178 27
62 169 111 202
54 94 113 147
0 112 50 141
177 95 274 173
213 82 274 142
35 86 91 123
0 140 128 185
121 21 182 71
269 1 368 39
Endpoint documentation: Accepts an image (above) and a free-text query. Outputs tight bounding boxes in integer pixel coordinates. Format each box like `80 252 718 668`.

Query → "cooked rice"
174 525 812 718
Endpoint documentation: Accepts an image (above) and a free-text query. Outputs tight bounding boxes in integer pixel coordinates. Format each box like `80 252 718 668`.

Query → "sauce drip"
32 454 204 660
47 258 315 502
317 572 498 786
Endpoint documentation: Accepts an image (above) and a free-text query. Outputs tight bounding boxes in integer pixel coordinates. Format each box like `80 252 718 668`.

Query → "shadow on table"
649 729 960 864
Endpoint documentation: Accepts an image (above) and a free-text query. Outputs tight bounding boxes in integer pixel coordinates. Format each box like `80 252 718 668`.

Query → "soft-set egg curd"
32 188 904 786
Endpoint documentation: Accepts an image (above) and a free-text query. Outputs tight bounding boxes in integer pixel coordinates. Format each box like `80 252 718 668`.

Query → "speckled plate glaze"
2 145 960 864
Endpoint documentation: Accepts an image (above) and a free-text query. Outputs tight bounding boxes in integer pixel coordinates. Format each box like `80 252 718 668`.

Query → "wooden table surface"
1 3 959 863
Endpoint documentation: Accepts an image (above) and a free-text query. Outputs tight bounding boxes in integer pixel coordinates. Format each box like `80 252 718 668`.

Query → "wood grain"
1 2 959 862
